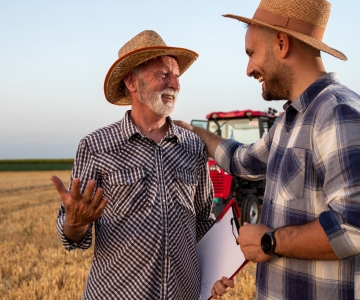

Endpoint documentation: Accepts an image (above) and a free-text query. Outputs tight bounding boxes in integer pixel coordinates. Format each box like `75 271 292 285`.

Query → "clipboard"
196 198 248 300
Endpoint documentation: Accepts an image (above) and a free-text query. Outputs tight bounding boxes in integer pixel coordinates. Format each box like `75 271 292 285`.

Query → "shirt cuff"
56 214 93 251
319 210 357 259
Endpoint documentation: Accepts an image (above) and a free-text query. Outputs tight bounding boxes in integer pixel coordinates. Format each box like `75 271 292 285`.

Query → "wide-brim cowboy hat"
104 30 198 106
223 0 347 61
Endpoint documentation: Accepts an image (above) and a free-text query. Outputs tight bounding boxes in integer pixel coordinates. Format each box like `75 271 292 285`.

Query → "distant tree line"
0 159 74 171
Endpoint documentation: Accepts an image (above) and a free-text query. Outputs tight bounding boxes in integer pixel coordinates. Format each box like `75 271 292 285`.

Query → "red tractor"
192 108 279 224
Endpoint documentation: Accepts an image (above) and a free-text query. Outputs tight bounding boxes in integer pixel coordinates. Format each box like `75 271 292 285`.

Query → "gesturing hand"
50 175 108 242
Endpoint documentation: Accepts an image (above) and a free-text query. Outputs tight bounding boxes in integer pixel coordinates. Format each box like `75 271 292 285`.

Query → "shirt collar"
120 110 183 143
283 72 340 113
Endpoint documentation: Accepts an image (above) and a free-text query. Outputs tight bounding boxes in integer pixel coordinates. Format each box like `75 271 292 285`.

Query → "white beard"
137 77 178 117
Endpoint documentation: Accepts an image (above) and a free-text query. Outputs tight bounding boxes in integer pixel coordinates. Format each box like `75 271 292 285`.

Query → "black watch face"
261 234 272 253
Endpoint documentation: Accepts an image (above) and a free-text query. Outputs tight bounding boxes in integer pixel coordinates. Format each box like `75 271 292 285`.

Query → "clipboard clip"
231 218 239 245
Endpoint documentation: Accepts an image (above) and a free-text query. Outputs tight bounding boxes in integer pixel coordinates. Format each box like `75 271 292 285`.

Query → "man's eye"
159 72 166 77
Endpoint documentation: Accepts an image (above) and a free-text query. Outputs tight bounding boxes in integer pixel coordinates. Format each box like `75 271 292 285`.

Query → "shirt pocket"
278 147 306 200
174 168 197 214
108 167 147 216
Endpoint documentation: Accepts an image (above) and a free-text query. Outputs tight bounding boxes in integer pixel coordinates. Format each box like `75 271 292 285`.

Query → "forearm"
275 218 339 260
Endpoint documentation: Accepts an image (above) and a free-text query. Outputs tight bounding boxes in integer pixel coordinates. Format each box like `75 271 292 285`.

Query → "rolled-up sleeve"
56 139 97 251
316 103 360 259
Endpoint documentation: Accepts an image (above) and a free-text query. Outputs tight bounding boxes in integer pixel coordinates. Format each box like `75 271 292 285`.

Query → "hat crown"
259 0 331 29
118 30 167 58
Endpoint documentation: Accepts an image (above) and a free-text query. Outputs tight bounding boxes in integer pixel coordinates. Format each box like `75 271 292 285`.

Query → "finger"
88 187 104 209
211 287 218 299
173 120 192 131
243 222 249 226
50 175 69 196
213 280 226 297
221 276 235 288
82 180 97 202
93 197 108 219
70 178 82 200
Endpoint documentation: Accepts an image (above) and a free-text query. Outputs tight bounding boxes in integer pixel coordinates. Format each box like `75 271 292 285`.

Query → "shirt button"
163 282 167 287
286 127 290 132
164 254 168 259
163 199 166 203
126 179 130 183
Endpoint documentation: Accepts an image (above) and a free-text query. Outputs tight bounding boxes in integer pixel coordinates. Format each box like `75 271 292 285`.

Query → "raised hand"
50 175 108 242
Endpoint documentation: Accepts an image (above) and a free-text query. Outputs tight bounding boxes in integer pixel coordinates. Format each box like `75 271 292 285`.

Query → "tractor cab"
191 108 278 224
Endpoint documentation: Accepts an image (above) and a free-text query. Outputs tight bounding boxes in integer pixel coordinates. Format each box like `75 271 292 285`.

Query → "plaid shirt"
56 111 214 300
215 73 360 300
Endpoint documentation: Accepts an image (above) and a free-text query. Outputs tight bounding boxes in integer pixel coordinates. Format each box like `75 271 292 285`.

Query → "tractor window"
262 117 276 137
208 118 261 145
191 119 208 129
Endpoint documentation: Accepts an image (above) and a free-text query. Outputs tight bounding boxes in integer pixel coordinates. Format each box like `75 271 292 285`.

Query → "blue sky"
1 0 359 159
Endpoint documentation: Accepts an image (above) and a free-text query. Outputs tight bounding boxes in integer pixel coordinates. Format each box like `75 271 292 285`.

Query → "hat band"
253 8 325 40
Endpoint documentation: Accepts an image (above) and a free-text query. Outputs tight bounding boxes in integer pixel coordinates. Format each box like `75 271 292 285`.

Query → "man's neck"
129 106 169 144
289 57 327 102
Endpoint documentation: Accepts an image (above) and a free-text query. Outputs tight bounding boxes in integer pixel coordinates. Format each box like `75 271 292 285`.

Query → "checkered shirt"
56 111 215 300
215 73 360 300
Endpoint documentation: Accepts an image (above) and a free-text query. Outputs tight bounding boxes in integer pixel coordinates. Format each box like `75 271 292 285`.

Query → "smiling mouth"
162 94 174 100
257 75 264 83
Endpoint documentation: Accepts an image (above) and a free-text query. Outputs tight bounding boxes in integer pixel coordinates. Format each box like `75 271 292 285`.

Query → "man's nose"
167 73 180 91
246 60 254 77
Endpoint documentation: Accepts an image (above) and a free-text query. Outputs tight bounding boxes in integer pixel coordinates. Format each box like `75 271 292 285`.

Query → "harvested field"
0 171 256 299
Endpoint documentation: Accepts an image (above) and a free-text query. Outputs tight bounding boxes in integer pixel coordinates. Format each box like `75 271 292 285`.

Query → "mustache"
158 88 178 98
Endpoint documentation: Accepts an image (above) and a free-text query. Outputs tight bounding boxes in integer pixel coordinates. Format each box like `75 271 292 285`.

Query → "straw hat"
104 30 198 105
223 0 347 61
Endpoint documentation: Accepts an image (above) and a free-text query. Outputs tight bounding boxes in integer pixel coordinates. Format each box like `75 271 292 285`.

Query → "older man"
51 30 215 300
176 0 360 299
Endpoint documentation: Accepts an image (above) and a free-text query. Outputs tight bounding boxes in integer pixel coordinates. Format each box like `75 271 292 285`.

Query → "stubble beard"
137 76 178 117
261 49 294 101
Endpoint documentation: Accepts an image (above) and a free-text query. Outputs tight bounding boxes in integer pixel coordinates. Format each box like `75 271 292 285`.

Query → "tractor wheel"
241 194 260 225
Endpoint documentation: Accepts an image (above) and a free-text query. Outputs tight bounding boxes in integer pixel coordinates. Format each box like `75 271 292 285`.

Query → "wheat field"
0 171 256 300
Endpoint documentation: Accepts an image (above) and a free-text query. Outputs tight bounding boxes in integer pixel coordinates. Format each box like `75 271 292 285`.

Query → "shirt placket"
156 144 170 299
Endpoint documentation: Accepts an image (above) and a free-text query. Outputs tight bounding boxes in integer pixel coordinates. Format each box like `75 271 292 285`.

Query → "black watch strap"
261 228 282 257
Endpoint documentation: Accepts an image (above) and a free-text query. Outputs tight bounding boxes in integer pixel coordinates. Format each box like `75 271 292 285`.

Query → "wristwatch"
261 228 282 257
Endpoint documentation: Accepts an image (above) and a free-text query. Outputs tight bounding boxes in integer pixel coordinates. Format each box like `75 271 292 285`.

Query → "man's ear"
273 32 290 59
123 72 137 92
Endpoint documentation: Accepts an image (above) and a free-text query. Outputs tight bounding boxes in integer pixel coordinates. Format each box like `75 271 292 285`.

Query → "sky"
1 0 360 159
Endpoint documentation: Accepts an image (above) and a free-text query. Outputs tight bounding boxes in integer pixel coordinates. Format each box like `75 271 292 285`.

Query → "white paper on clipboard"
196 199 247 300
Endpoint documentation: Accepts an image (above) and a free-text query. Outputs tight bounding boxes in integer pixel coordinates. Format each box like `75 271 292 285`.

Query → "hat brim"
223 14 347 61
104 46 198 106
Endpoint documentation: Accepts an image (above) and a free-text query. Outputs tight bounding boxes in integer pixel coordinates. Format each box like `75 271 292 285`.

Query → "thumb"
50 175 68 196
243 222 249 226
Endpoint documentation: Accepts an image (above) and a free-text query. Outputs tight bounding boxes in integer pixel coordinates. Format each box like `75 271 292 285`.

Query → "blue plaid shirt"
215 73 360 300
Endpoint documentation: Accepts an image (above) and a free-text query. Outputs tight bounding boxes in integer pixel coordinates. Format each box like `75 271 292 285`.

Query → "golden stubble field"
0 171 256 300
